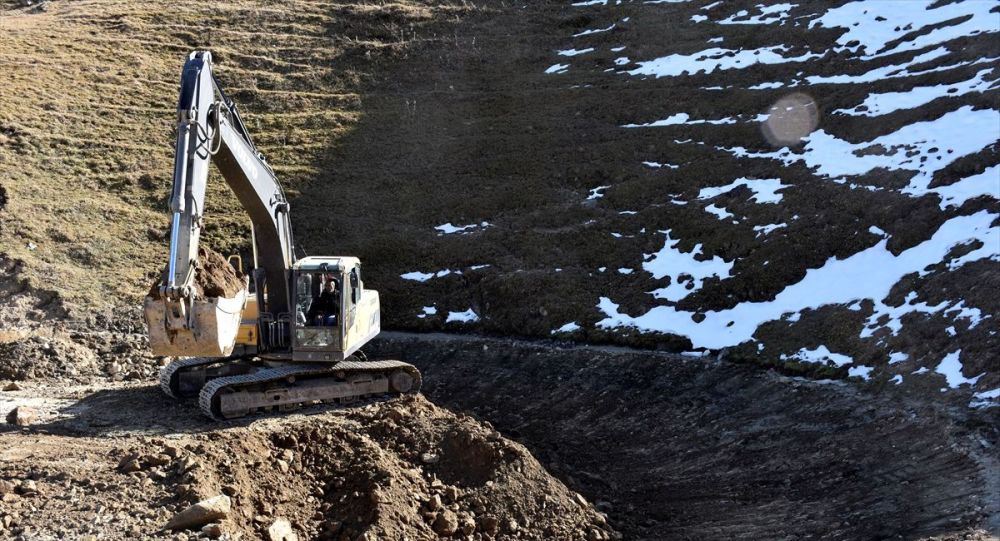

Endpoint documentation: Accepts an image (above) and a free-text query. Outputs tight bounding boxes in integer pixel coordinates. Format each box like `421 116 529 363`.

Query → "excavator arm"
148 51 295 356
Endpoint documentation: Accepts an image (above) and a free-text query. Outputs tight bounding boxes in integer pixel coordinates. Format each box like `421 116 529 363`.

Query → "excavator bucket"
144 289 249 357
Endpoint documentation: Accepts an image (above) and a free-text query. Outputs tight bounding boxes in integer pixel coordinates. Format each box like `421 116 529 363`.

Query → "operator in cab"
307 276 340 326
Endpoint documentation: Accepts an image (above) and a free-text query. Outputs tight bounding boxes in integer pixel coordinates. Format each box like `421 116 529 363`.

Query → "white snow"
642 161 680 169
691 14 708 23
617 267 634 275
623 112 737 127
553 322 581 333
784 345 853 367
848 365 874 380
587 185 612 200
749 81 784 89
704 203 734 220
890 375 904 385
753 223 786 236
614 56 631 66
436 221 490 235
810 0 999 58
708 37 724 43
401 269 460 282
725 107 1000 200
558 47 595 57
931 165 1000 210
573 24 615 38
572 0 607 5
469 264 491 270
970 388 1000 409
697 177 789 204
835 69 999 117
718 3 796 26
545 63 570 74
598 211 999 349
642 229 734 302
446 309 479 323
626 46 820 78
805 47 950 84
888 352 909 365
417 306 437 319
935 350 984 388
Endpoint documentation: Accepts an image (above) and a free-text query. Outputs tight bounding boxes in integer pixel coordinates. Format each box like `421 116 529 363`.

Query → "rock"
478 515 499 536
425 494 442 512
3 382 20 391
0 480 16 495
276 459 289 474
163 495 231 531
201 523 223 538
421 452 440 464
573 493 588 507
267 517 298 541
458 514 476 536
163 444 183 458
432 510 459 536
17 480 38 496
444 485 460 502
6 406 37 426
118 454 143 473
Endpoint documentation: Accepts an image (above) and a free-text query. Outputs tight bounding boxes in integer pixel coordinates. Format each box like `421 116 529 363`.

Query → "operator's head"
324 279 335 291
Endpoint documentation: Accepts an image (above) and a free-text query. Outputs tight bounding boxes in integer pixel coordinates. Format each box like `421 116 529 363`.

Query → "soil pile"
148 246 245 300
0 392 616 541
0 329 157 383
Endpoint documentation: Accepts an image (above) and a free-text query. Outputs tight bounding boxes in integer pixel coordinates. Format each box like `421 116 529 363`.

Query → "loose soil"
148 246 245 300
0 389 613 541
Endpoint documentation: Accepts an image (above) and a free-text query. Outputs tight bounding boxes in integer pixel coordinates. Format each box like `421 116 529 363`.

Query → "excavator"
144 51 420 420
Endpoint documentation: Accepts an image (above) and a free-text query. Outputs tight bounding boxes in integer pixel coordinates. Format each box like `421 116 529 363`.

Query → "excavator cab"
289 257 381 363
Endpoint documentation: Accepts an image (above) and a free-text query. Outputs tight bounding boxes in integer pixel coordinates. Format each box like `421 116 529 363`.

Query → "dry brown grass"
0 0 473 313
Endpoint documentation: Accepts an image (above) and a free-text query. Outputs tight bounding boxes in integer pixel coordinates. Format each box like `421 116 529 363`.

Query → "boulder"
163 495 231 531
432 510 459 536
6 406 37 426
267 517 298 541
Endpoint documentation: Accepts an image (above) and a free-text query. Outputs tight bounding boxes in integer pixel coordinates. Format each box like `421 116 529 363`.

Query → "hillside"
1 1 999 539
1 0 997 406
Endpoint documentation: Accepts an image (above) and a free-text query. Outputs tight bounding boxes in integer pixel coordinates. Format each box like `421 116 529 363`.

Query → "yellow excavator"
144 51 420 420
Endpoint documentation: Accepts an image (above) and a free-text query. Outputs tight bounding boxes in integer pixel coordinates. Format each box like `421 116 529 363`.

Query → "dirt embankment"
368 333 1000 541
0 392 614 541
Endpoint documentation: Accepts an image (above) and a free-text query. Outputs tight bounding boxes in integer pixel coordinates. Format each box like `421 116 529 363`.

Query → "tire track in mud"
369 331 1000 540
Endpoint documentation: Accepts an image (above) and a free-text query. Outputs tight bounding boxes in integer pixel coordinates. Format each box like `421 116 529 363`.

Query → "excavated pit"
368 333 1000 541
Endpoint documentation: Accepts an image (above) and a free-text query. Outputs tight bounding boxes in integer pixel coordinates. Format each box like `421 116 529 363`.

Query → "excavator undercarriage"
160 356 421 420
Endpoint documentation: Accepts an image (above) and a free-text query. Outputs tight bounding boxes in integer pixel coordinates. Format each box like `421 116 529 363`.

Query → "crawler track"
197 359 421 420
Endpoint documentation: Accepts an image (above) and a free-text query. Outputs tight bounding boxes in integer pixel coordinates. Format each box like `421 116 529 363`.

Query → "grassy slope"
0 0 470 311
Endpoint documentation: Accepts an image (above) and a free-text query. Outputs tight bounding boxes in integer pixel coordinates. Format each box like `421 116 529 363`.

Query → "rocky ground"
1 327 998 540
1 383 614 541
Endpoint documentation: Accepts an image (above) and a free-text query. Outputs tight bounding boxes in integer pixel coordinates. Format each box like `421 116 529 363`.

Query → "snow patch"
935 350 984 388
553 322 581 333
446 309 479 323
718 3 796 26
643 229 734 302
725 106 1000 199
598 211 999 349
697 177 789 204
811 0 999 58
626 46 820 78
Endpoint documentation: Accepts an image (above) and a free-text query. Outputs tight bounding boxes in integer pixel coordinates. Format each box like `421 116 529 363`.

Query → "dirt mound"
0 392 616 541
0 328 157 383
0 333 97 381
148 246 244 300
